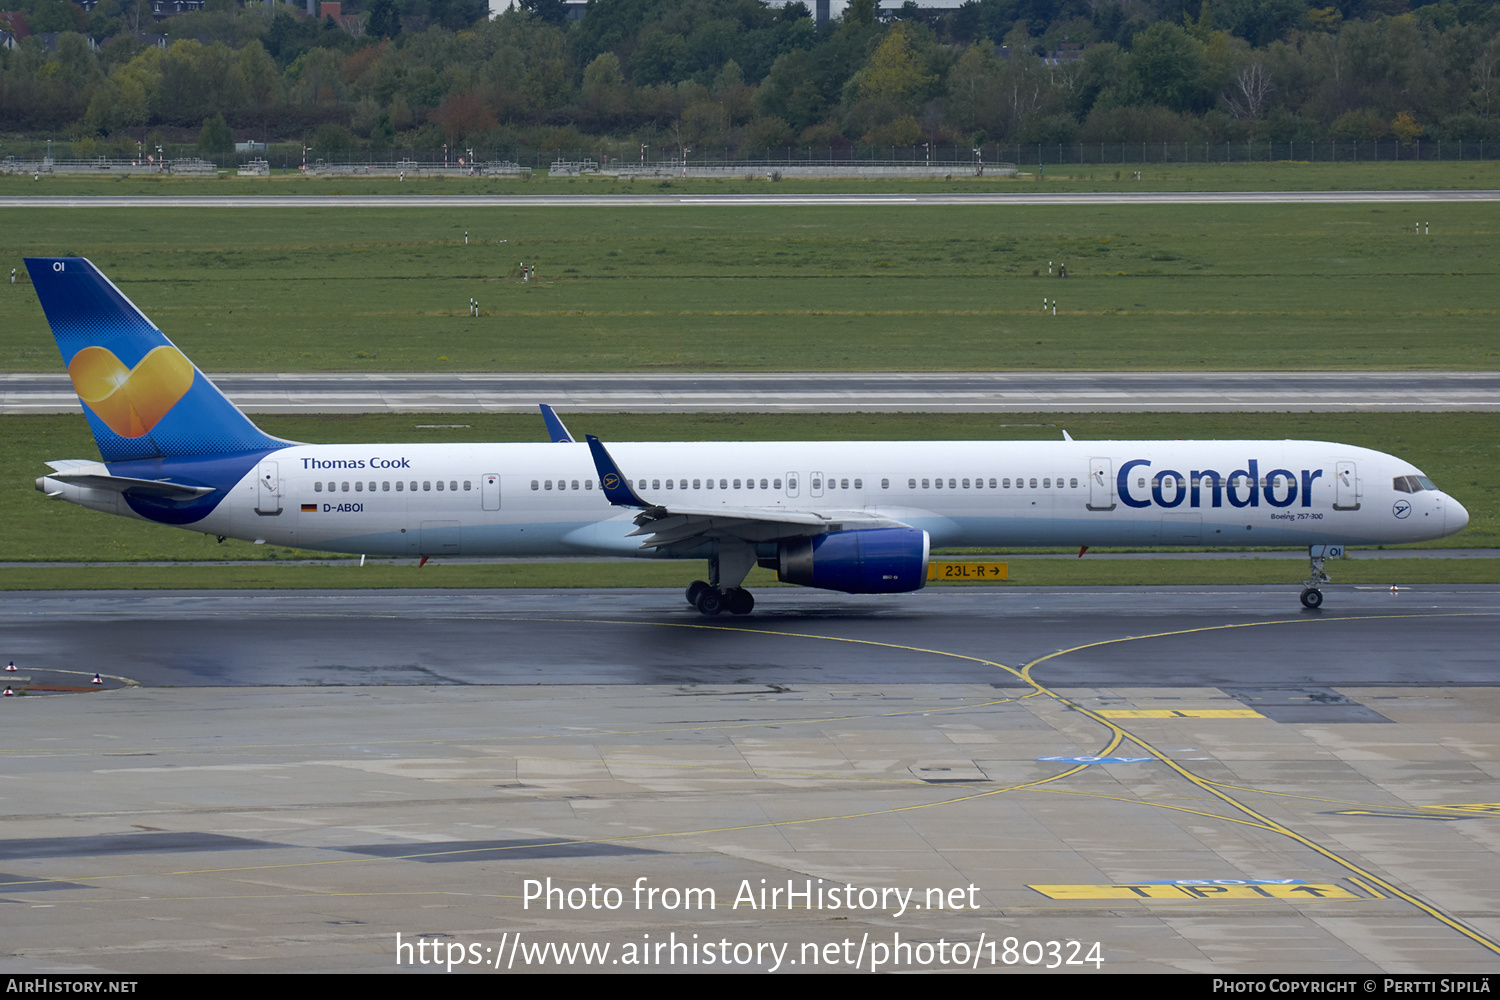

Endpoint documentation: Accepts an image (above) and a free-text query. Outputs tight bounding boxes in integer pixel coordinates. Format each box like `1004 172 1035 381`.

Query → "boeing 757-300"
26 257 1469 614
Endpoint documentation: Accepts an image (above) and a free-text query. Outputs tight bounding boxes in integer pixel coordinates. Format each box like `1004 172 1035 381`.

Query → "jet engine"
776 527 929 594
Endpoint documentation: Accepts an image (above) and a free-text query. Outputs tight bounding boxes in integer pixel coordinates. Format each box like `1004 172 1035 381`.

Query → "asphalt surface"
5 370 1497 414
4 191 1499 208
2 585 1498 974
4 586 1495 689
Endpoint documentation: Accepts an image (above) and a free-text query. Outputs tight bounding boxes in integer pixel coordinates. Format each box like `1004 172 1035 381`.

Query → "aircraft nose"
1447 495 1470 534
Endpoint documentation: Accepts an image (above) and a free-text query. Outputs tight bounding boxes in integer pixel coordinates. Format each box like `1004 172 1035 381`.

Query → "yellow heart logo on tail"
68 345 196 438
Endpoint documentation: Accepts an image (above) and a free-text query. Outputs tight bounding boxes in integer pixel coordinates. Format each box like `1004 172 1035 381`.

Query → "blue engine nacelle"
777 527 930 594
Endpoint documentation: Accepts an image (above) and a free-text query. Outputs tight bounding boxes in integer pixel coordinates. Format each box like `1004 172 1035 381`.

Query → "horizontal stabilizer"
43 461 216 500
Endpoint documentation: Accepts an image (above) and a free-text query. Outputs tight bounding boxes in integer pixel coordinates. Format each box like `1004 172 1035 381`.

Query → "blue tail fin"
26 257 290 462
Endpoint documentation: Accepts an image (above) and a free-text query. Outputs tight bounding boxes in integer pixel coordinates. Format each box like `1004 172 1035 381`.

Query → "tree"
1226 61 1273 119
843 0 876 28
581 51 627 116
1390 110 1422 145
1120 21 1210 113
366 0 400 39
851 24 936 109
519 0 568 25
197 113 234 154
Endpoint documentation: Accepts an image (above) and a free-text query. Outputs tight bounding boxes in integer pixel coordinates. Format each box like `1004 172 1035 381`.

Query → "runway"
5 370 1496 414
2 586 1498 973
3 191 1499 208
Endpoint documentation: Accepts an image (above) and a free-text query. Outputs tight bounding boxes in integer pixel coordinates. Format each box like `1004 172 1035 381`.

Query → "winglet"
539 404 574 443
1062 429 1073 441
585 435 651 508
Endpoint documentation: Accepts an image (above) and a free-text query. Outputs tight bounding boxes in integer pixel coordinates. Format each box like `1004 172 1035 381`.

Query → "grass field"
2 199 1496 372
3 411 1492 577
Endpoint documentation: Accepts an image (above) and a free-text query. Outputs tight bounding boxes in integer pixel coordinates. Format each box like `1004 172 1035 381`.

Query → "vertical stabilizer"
26 257 290 461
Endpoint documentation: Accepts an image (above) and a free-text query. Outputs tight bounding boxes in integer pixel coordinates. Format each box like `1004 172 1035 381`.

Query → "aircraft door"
256 461 281 515
1333 461 1360 511
1086 457 1115 511
784 472 799 498
482 473 500 511
809 472 824 498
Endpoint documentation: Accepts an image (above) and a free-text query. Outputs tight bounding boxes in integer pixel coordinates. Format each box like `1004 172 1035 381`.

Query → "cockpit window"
1393 475 1438 493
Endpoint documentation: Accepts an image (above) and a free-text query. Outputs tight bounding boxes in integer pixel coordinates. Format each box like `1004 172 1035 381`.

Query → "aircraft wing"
624 506 909 550
584 435 909 552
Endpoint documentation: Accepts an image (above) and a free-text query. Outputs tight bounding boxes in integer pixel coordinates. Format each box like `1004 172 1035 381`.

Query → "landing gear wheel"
1300 587 1323 609
686 580 710 607
694 588 725 616
724 588 755 616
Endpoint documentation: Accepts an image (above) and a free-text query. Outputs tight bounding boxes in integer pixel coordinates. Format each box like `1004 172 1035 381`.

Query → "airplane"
26 257 1470 615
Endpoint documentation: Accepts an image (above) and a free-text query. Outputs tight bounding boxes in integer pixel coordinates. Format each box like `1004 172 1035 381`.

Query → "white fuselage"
54 439 1463 559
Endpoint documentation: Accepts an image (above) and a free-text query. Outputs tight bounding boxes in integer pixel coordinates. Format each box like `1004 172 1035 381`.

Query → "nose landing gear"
1300 544 1341 609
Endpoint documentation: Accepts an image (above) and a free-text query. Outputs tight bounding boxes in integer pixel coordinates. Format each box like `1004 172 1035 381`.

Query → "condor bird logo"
602 473 620 490
67 345 195 439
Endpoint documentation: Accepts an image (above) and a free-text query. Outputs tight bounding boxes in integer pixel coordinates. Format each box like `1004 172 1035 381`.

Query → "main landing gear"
686 580 754 616
688 542 758 616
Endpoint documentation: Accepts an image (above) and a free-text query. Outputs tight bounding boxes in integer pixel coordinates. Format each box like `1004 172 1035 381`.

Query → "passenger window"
989 478 997 488
355 482 363 492
922 479 930 489
384 482 391 491
465 481 473 491
733 479 741 489
342 482 350 492
653 479 661 490
1070 478 1077 488
314 482 323 492
586 480 594 490
760 479 767 489
396 481 404 491
437 481 445 491
962 479 970 489
854 479 861 489
948 479 956 489
531 480 539 491
693 479 701 489
907 479 915 489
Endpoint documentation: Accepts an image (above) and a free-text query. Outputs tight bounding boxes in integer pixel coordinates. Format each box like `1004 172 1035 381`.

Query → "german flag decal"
301 504 317 512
